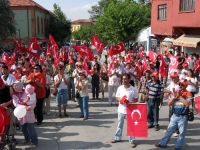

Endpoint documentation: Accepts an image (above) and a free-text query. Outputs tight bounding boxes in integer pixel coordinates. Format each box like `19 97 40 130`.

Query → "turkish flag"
47 45 52 55
159 54 167 77
29 42 40 58
109 42 125 57
168 55 178 74
91 35 105 55
49 34 58 48
127 103 148 137
1 52 11 65
15 40 28 53
149 51 157 62
72 45 94 59
60 48 67 62
194 96 200 116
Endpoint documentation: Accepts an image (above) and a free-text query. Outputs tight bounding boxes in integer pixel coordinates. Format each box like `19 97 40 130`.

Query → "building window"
41 18 43 33
180 0 195 11
158 4 167 20
37 17 40 34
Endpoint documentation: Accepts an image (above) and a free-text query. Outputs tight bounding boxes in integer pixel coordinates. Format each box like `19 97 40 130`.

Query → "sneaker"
46 112 51 116
173 132 179 137
131 143 137 148
148 125 154 128
111 139 121 143
155 144 167 148
64 113 69 117
79 115 84 118
83 117 88 120
155 126 160 131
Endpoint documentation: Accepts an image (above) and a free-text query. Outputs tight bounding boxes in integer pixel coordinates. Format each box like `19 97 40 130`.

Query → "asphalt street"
15 93 200 150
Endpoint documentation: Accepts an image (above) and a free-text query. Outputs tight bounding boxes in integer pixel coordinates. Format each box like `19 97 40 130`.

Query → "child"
12 82 38 146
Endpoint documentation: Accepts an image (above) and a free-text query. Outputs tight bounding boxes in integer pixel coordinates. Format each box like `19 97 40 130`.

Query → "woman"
54 62 69 118
186 69 198 109
26 64 46 125
100 62 108 99
12 81 38 146
76 71 89 120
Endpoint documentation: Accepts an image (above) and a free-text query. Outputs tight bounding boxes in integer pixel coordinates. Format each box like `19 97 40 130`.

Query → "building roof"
72 19 93 24
9 0 49 12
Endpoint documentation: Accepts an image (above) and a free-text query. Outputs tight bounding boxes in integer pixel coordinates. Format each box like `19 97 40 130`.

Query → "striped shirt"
146 80 164 99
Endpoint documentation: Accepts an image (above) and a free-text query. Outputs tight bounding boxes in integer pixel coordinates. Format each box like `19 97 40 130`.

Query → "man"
108 60 123 106
111 74 138 148
146 71 164 131
1 64 16 86
155 80 192 150
65 59 75 101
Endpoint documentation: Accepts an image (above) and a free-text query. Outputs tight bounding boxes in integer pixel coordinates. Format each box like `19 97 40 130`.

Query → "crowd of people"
0 44 199 150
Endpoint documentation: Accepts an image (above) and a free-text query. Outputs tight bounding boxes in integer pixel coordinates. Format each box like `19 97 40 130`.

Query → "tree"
72 25 95 42
47 4 71 43
88 0 117 20
0 0 15 40
94 0 151 44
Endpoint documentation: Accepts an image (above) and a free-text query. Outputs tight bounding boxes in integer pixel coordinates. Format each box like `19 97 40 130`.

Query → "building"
9 0 50 39
71 19 93 32
151 0 200 53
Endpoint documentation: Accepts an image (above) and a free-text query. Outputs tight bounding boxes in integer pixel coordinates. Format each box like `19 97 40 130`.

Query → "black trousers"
92 84 99 99
34 98 44 123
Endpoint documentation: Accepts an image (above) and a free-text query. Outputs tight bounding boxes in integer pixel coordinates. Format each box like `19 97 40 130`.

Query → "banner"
168 55 178 74
127 103 148 137
194 95 200 116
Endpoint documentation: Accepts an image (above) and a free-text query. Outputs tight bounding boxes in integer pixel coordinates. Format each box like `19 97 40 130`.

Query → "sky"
34 0 99 21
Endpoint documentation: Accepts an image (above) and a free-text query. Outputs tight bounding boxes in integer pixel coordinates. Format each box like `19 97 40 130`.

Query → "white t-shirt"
54 74 68 90
186 76 198 92
116 85 138 114
1 74 16 86
108 67 122 86
166 82 180 98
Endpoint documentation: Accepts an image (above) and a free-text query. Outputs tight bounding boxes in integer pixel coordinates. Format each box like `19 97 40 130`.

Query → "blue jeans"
22 123 38 145
79 96 89 118
114 113 135 143
147 98 160 126
56 89 69 105
159 114 188 148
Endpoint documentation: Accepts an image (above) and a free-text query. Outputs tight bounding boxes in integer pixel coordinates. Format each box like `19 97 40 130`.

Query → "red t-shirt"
27 72 46 99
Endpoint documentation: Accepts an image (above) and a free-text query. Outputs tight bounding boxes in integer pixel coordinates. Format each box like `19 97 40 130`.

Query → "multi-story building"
151 0 200 52
10 0 50 39
71 19 93 32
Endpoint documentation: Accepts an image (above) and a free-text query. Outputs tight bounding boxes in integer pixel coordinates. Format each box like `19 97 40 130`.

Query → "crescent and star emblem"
131 109 142 126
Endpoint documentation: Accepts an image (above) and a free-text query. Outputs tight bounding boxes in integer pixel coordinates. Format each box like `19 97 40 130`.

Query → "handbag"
75 91 80 99
52 87 58 96
188 109 194 122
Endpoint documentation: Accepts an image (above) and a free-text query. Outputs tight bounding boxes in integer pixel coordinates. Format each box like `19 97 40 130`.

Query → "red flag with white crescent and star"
91 35 105 55
108 42 125 57
127 103 148 137
148 50 157 63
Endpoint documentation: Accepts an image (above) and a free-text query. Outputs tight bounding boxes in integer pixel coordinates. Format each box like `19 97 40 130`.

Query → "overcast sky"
34 0 99 21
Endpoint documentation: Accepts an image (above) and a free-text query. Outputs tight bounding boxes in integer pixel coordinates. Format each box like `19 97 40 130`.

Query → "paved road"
15 93 200 150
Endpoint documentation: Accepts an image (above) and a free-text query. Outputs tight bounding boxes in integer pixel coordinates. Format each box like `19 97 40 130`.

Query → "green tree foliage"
88 0 117 20
48 4 71 43
94 0 151 44
0 0 15 40
72 25 95 42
